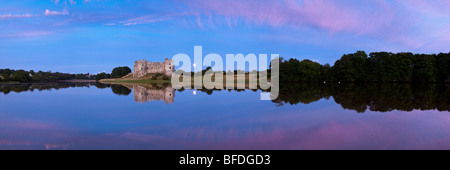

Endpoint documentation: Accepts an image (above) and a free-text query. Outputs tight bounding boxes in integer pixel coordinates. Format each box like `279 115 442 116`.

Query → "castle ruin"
133 58 174 78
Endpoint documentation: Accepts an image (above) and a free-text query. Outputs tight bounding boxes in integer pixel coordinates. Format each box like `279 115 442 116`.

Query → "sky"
1 0 450 73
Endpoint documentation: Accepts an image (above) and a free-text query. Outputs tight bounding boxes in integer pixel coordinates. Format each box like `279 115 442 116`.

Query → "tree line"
279 51 450 83
0 69 97 82
0 66 131 83
2 51 450 83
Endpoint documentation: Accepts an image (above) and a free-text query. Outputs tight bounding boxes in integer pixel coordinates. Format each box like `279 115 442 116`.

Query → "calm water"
0 83 449 150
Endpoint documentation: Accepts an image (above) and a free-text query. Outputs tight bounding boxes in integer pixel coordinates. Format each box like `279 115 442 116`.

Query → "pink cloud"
180 0 450 51
183 0 396 34
0 13 33 19
169 109 450 150
117 14 177 26
290 0 394 34
184 0 289 28
121 18 168 26
404 0 450 17
44 9 69 16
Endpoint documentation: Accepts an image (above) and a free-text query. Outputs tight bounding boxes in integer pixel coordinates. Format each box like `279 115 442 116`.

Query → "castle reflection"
124 84 175 104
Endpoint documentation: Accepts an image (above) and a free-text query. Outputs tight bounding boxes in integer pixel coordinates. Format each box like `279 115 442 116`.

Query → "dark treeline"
0 67 133 82
0 66 133 82
0 69 102 82
280 51 450 83
273 83 450 113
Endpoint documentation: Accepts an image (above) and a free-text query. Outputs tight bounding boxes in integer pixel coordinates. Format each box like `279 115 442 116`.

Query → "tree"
95 72 110 81
279 58 301 82
111 66 132 78
1 71 10 82
435 53 450 82
394 53 414 82
332 51 368 82
297 59 322 82
413 54 436 83
11 70 31 82
368 52 393 82
321 63 331 81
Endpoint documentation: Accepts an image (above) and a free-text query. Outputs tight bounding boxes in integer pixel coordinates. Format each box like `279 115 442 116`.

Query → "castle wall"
146 62 165 74
133 58 175 78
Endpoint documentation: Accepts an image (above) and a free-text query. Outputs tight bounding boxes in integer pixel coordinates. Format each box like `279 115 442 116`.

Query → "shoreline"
100 79 171 84
58 80 97 83
0 80 96 85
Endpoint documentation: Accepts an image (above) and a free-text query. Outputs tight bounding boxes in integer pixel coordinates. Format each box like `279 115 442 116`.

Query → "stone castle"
133 58 174 78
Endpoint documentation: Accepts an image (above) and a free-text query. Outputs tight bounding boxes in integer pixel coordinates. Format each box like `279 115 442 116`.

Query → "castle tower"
134 60 149 78
164 58 175 76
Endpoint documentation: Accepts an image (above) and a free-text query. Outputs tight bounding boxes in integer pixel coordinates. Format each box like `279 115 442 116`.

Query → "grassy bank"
99 73 172 84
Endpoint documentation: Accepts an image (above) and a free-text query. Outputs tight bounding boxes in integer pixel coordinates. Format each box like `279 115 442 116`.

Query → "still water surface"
0 83 449 149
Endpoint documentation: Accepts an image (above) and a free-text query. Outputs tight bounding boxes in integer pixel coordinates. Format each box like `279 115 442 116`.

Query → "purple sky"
1 0 449 73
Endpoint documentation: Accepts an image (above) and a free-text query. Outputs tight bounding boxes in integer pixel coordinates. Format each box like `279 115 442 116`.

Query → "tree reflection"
0 82 132 97
273 83 450 113
111 84 132 96
0 82 97 94
2 82 448 113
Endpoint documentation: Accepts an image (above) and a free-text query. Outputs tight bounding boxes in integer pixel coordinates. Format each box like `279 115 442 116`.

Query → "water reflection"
171 83 450 113
111 84 132 96
124 84 175 104
1 82 449 113
0 82 449 149
273 83 450 113
0 82 132 96
0 82 96 94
